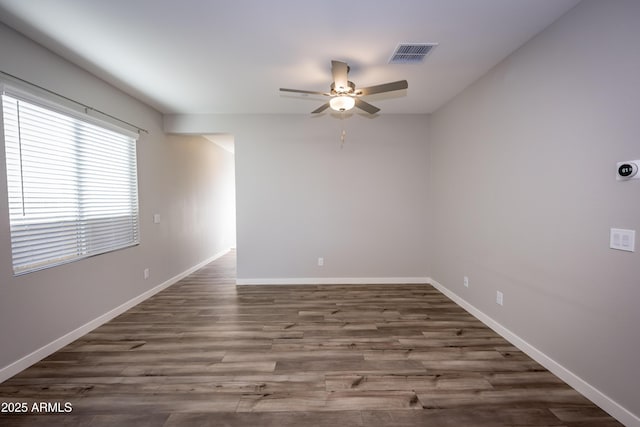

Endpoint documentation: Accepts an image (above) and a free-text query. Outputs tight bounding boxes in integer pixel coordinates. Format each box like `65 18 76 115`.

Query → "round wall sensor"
617 161 639 180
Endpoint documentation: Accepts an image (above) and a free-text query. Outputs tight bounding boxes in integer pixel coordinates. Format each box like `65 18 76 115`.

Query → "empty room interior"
0 0 639 426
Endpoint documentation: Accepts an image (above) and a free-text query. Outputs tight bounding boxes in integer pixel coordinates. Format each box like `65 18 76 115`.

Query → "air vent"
389 43 437 64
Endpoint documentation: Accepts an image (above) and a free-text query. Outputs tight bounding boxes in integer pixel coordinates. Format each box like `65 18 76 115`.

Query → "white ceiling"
0 0 580 115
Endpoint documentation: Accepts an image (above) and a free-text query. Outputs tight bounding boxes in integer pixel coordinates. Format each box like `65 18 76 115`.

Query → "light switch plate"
610 228 635 252
153 214 161 224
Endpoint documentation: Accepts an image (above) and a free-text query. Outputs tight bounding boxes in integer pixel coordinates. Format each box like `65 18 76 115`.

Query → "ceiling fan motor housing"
331 81 356 95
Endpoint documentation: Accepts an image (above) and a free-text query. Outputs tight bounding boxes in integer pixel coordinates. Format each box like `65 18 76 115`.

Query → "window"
1 87 140 275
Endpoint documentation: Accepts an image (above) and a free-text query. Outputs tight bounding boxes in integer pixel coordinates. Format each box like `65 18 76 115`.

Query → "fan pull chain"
340 111 346 149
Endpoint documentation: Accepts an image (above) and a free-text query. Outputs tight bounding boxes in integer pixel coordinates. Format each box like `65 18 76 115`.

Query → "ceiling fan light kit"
280 60 408 114
330 96 355 112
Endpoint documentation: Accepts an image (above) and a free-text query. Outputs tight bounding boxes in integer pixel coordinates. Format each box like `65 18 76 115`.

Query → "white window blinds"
2 90 140 275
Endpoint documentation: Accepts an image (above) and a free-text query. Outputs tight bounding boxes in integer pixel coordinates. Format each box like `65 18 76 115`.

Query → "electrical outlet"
496 291 503 306
143 268 150 280
463 276 469 288
317 257 324 267
610 228 635 252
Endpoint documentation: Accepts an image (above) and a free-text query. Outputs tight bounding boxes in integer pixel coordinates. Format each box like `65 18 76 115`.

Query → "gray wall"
429 0 640 418
235 114 430 280
0 23 235 372
165 113 431 281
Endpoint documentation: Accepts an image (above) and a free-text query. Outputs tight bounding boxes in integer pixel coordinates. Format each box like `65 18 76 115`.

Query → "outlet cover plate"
610 228 635 252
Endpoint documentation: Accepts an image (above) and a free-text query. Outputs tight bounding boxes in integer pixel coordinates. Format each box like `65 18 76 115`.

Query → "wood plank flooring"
0 251 622 426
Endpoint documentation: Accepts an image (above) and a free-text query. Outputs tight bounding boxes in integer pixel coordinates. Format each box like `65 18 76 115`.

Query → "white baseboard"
0 248 231 384
236 276 430 285
428 277 639 427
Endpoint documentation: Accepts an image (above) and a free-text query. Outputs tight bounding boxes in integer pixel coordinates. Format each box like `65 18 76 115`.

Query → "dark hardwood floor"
0 250 622 426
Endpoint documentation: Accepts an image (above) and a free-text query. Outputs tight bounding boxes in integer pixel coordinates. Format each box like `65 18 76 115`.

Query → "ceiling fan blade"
331 60 349 92
311 103 330 113
356 80 408 96
354 98 380 114
280 88 329 96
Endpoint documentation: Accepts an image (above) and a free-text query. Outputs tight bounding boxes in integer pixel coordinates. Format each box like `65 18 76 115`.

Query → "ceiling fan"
280 60 408 114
